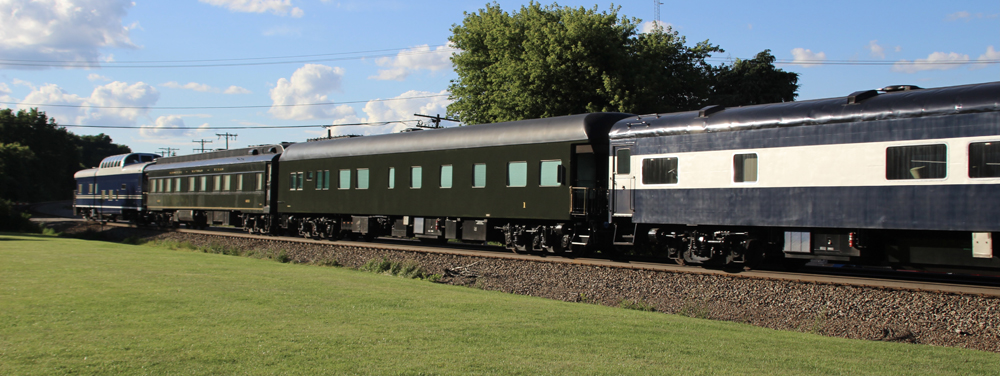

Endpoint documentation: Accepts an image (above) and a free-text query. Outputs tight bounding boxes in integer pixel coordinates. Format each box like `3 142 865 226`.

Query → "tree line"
0 108 131 203
447 3 799 124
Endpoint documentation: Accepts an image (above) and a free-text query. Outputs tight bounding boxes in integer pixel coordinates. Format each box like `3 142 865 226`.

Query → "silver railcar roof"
281 113 632 162
609 81 1000 139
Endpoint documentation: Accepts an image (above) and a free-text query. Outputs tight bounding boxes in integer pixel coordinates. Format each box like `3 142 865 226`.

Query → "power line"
0 46 456 69
56 120 415 130
0 94 450 110
0 46 448 64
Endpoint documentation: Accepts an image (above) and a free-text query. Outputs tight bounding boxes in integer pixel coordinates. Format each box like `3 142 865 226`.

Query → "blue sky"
1 0 998 159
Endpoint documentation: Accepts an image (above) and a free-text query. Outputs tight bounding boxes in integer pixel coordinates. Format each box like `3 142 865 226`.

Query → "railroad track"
57 218 1000 298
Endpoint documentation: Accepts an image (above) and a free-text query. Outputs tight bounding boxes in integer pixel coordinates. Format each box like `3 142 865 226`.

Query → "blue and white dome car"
73 153 160 221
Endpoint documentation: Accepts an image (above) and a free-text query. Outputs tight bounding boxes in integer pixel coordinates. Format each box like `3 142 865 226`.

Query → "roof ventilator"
698 105 725 118
879 85 922 92
846 90 878 105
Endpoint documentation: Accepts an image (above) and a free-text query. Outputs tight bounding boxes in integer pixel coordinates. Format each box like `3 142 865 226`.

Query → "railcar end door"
611 146 635 217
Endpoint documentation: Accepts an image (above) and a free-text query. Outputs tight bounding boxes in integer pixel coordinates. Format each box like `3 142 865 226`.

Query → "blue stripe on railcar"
632 185 1000 232
74 172 145 215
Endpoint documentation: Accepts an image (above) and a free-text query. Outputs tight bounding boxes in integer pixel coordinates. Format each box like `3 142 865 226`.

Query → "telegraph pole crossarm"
414 113 460 129
216 132 238 150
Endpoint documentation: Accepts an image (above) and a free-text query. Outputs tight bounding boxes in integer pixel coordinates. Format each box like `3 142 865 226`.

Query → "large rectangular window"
472 163 486 188
539 160 562 186
411 166 422 189
257 173 264 191
339 169 351 190
200 176 208 192
734 153 758 183
189 177 196 192
642 157 679 185
440 165 453 188
970 142 1000 178
357 168 369 189
886 144 947 180
315 170 324 190
616 148 631 174
215 175 222 191
507 161 527 187
224 175 232 191
388 167 395 189
175 178 182 192
323 170 330 190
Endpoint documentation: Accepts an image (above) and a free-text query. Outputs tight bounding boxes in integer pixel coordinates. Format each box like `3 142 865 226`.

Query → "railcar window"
289 173 296 190
297 172 304 190
539 160 562 187
357 168 369 189
166 179 172 193
215 176 222 191
339 169 351 190
224 175 232 191
969 142 1000 178
258 173 265 191
440 165 453 188
642 157 679 185
315 170 323 190
734 153 758 183
322 171 329 190
616 149 631 174
89 183 94 194
411 166 422 189
189 177 196 192
388 167 395 189
306 171 313 181
473 163 486 188
238 174 245 191
200 176 207 192
176 178 182 192
507 162 527 187
886 144 947 180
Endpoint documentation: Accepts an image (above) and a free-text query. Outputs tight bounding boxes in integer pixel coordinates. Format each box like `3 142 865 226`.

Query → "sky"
1 0 998 160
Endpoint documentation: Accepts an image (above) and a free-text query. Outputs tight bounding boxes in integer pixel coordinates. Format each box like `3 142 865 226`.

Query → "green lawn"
1 234 997 375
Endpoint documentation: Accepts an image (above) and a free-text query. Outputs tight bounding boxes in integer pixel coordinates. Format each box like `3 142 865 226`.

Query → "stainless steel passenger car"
608 82 1000 272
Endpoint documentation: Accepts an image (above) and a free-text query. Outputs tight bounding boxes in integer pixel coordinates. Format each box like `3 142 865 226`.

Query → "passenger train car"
608 82 1000 272
73 153 160 222
72 81 1000 274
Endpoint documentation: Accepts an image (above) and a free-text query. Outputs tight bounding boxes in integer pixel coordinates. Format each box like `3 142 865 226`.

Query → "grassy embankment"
1 233 997 375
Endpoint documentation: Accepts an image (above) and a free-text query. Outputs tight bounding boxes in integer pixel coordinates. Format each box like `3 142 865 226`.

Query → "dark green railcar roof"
281 112 631 162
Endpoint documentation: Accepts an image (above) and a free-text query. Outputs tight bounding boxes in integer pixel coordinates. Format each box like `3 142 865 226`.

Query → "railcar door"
611 146 634 217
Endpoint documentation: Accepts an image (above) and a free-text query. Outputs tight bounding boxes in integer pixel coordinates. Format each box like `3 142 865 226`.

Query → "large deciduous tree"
0 108 131 202
447 2 798 124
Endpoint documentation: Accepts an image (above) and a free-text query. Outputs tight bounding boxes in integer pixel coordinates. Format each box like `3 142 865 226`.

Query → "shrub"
0 199 41 233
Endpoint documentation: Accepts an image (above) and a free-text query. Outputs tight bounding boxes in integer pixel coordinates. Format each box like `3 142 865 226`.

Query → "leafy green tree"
0 108 130 202
447 2 798 124
77 133 132 169
708 50 799 107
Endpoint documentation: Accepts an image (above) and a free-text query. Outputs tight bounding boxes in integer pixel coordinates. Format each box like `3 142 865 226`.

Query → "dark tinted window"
734 153 758 183
969 142 1000 178
886 144 947 180
616 148 631 174
642 157 678 184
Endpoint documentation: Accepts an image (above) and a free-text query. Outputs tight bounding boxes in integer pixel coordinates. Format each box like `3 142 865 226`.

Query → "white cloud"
0 0 137 69
892 51 970 73
973 46 1000 70
8 80 158 126
947 11 972 21
639 20 673 34
162 81 252 94
370 44 455 81
88 74 112 82
0 83 10 95
139 115 208 138
163 81 214 92
866 40 885 59
82 81 160 125
262 25 302 37
328 90 453 136
224 86 252 94
199 0 303 17
790 48 826 67
269 64 345 120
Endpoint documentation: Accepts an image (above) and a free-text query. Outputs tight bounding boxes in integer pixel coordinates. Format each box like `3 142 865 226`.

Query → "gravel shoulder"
58 222 1000 353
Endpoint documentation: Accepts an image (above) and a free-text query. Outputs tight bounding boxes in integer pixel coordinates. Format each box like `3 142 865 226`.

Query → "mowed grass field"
1 234 997 375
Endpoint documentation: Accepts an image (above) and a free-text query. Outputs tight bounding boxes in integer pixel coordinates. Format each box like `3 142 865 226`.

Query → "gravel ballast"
62 223 1000 353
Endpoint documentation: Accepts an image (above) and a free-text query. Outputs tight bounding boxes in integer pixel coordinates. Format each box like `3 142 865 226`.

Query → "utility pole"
158 147 179 157
216 132 238 150
413 113 460 129
193 139 214 153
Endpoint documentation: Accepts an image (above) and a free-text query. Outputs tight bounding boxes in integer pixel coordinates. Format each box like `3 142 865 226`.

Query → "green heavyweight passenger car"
274 113 630 251
144 145 286 229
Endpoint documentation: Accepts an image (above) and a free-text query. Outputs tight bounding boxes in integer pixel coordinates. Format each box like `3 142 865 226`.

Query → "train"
74 81 1000 274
